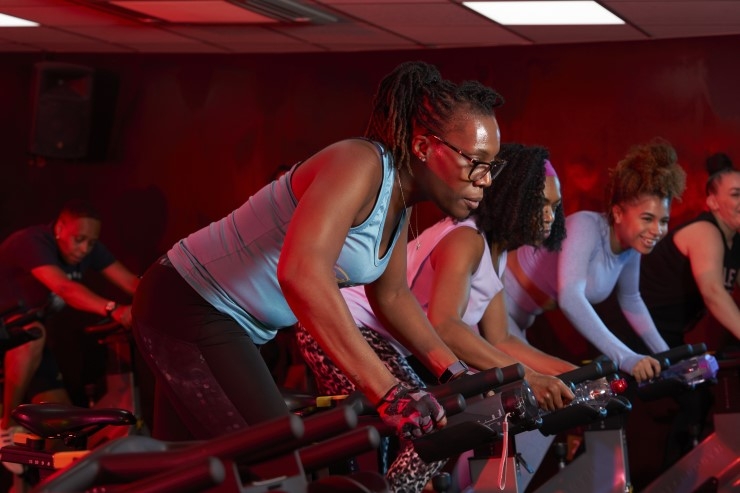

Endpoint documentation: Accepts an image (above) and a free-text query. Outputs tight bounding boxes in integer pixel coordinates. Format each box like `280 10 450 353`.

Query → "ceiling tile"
0 0 737 54
276 22 420 48
606 1 740 26
331 3 494 27
509 24 648 44
399 25 530 47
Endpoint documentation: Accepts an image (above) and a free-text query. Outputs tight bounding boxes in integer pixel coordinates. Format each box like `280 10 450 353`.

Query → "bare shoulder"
291 138 384 198
442 223 483 246
674 219 723 254
305 138 382 173
434 223 485 267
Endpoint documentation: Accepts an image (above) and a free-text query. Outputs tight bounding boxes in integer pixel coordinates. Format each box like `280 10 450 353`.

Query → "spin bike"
532 343 714 493
640 346 737 493
6 364 531 492
80 318 147 446
0 316 146 491
0 302 44 355
448 357 629 493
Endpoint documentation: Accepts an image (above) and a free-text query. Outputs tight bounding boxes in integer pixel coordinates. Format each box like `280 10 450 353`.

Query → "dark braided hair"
473 143 566 252
705 152 738 196
606 138 687 224
365 61 504 175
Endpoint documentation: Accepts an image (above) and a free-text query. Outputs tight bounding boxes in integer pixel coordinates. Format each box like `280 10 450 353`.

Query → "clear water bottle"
660 354 719 388
572 377 612 407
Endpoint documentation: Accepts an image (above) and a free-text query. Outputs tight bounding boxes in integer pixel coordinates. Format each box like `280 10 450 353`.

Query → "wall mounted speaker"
29 62 95 160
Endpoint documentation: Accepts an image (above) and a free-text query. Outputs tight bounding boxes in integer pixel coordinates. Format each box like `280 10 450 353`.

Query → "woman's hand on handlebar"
630 356 662 383
111 304 133 328
527 372 574 412
376 383 446 439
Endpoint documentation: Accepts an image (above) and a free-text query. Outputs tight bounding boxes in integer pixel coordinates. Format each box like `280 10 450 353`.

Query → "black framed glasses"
428 134 508 182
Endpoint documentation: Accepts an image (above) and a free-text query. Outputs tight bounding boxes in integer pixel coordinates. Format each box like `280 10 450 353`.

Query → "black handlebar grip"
298 405 358 444
595 357 619 375
499 363 526 385
111 456 226 493
558 358 618 385
592 355 619 374
654 343 707 367
558 361 603 385
96 413 306 481
1 309 44 331
432 366 504 400
0 301 25 320
437 393 466 416
300 426 381 472
84 319 124 336
0 325 43 353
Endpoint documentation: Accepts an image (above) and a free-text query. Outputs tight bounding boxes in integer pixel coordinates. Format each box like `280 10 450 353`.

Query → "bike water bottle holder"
637 353 719 402
413 379 541 462
538 358 630 436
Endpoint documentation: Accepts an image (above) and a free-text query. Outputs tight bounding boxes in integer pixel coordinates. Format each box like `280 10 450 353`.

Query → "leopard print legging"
295 324 446 493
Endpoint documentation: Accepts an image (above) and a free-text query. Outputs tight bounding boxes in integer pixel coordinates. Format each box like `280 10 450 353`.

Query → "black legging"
131 260 288 441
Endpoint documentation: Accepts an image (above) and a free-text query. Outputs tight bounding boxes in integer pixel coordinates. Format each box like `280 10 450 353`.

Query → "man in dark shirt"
0 199 139 474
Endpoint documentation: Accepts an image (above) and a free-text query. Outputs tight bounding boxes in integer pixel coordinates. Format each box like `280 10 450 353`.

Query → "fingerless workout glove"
376 383 445 439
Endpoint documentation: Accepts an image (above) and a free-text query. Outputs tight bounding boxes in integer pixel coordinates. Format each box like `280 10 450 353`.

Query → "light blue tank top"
168 139 404 344
344 216 504 356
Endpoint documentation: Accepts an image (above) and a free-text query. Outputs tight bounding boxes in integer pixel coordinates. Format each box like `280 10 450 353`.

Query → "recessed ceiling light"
109 0 277 24
0 13 39 27
463 1 625 25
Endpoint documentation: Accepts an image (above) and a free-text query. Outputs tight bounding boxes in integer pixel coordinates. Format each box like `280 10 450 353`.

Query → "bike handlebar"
558 358 618 386
83 318 126 337
432 363 524 400
92 405 358 484
653 343 708 368
99 456 226 493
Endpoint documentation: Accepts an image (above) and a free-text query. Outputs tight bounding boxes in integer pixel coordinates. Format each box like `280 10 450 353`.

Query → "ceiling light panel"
463 1 625 25
0 12 38 27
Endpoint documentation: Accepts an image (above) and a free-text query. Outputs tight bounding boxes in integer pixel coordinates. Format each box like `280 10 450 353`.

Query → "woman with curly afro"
505 138 687 382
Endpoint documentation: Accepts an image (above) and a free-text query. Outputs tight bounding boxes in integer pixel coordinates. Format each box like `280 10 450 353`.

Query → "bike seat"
11 403 137 439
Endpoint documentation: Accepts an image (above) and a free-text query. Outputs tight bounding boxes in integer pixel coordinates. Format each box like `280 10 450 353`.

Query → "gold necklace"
397 170 421 250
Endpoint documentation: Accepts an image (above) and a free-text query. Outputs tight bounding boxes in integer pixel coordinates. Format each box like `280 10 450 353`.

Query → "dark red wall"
2 35 739 489
2 35 740 274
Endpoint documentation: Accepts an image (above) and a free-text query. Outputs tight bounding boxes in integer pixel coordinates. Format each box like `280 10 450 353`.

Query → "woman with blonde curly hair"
504 138 687 381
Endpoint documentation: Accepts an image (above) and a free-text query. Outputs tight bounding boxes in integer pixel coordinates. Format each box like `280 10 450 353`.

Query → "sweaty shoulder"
290 138 384 200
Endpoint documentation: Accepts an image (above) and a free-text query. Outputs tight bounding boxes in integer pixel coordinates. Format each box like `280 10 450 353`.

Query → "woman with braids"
296 143 575 492
504 138 687 381
131 61 503 443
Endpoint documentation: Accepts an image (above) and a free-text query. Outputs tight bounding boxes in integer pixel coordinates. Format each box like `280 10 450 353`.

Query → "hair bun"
706 152 734 175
